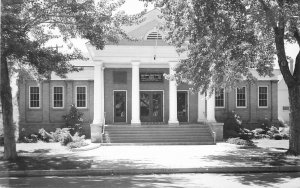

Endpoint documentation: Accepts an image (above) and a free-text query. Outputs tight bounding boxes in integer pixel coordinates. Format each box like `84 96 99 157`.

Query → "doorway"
114 91 127 123
177 91 188 122
140 91 163 122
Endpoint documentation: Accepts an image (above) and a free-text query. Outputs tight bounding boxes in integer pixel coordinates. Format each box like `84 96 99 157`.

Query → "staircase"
103 124 215 145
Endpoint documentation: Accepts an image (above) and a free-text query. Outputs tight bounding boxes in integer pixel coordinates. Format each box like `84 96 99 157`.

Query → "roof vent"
146 32 162 40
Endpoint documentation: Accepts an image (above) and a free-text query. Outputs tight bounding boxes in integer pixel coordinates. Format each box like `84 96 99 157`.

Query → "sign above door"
140 73 164 82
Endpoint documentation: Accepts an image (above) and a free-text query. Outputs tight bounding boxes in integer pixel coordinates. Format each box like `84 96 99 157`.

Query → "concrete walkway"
0 140 300 177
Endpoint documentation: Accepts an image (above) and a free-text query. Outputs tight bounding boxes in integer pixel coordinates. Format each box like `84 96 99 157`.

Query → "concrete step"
103 124 214 145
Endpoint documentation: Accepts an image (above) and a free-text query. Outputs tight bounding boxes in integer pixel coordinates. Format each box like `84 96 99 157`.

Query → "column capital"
94 61 103 66
131 61 140 66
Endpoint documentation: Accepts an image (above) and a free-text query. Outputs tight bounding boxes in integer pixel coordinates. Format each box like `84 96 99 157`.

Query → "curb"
1 166 300 177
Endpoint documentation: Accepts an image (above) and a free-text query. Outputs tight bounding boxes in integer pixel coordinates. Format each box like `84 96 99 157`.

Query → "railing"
101 112 106 135
205 121 216 144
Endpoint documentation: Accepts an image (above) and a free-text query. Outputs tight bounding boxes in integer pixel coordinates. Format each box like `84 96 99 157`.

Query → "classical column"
168 62 179 125
206 91 216 122
131 61 141 125
197 91 206 123
91 61 104 143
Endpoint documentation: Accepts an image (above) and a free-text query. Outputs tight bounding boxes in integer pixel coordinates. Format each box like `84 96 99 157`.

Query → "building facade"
18 9 279 142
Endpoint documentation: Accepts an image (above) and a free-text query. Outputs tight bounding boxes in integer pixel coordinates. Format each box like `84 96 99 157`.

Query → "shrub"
39 128 73 145
224 111 253 140
19 133 39 143
226 137 256 147
63 105 84 136
273 134 283 140
67 133 88 149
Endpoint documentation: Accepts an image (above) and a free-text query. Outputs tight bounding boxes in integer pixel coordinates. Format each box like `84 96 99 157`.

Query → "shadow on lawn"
205 147 300 167
0 155 93 170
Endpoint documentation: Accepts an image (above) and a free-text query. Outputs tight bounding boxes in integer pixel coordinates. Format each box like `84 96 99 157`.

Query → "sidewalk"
0 140 300 177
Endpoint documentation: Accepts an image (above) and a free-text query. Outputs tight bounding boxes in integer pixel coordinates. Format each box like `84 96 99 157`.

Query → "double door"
140 91 163 122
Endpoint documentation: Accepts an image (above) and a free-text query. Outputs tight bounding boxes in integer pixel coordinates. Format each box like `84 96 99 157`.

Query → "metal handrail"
101 112 106 134
205 121 216 144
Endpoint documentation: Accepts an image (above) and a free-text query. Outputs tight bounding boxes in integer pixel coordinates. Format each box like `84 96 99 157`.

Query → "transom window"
258 86 268 107
53 86 64 108
215 88 225 108
236 86 246 108
29 86 40 108
76 86 87 108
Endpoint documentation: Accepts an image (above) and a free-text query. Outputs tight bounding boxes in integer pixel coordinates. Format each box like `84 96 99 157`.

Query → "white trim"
113 90 128 123
258 86 268 108
215 88 225 108
52 86 64 109
75 85 88 109
236 86 247 108
29 86 41 109
177 90 190 123
140 90 165 122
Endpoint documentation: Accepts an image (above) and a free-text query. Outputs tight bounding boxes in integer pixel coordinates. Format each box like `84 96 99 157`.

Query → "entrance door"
177 91 188 122
140 91 163 122
114 91 126 122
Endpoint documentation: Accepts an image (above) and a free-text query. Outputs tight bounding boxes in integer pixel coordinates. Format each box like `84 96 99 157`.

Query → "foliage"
63 105 84 136
66 133 88 149
226 137 256 147
153 0 300 154
1 0 144 160
39 128 73 145
252 126 289 140
223 111 253 140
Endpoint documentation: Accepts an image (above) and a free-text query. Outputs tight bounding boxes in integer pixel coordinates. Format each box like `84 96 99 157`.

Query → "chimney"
289 59 294 74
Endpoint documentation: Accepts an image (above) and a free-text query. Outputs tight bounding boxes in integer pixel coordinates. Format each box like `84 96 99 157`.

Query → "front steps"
103 124 215 145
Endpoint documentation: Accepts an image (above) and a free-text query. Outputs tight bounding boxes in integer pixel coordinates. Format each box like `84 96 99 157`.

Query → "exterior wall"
215 80 278 129
19 79 94 137
278 79 290 123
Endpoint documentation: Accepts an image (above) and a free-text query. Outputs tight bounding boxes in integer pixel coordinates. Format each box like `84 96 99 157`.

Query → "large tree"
153 0 300 154
1 0 142 160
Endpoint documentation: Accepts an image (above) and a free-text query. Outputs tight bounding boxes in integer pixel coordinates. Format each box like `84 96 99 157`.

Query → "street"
0 172 300 188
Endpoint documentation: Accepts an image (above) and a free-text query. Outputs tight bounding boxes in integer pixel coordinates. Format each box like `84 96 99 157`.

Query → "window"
76 86 87 108
53 86 64 108
258 86 268 107
215 88 225 108
29 86 40 108
236 86 246 108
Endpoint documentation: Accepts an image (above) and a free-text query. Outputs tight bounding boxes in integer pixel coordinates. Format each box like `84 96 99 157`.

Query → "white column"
197 92 206 122
131 61 141 125
168 62 179 125
92 61 104 125
206 91 216 122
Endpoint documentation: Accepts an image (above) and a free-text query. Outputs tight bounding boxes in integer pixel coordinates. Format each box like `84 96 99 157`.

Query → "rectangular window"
29 86 40 108
215 88 225 108
76 86 87 108
53 86 64 108
236 86 246 108
258 86 268 107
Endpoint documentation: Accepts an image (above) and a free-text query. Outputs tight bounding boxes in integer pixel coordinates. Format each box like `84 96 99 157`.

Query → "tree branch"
258 0 277 28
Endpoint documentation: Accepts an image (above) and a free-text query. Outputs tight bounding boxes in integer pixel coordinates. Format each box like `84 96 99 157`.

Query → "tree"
1 0 142 160
152 0 300 154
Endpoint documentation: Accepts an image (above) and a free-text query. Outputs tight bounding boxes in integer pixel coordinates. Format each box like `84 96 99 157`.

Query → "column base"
168 120 179 126
90 123 103 143
131 120 141 126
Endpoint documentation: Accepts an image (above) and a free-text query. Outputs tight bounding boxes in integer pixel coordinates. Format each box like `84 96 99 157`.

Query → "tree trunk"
287 52 300 155
0 56 17 160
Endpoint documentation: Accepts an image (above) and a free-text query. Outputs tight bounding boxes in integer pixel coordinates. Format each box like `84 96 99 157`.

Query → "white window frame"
113 90 128 123
215 88 225 108
236 86 247 108
140 90 165 122
75 86 87 109
29 86 41 109
258 86 268 108
52 86 64 109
